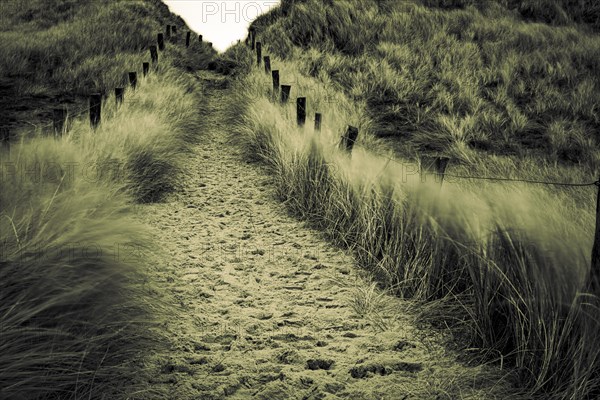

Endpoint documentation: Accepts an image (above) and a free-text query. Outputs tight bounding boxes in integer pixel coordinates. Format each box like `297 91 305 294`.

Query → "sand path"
136 71 510 400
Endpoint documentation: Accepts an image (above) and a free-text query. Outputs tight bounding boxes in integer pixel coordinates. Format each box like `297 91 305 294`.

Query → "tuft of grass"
68 63 203 203
0 138 161 399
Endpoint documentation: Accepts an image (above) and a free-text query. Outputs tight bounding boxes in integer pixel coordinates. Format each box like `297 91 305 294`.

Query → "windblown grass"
0 138 157 399
0 0 212 134
252 0 600 177
226 40 600 398
0 0 210 398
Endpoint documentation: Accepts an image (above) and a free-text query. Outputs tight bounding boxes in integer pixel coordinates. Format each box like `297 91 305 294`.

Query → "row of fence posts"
248 28 371 160
0 24 208 151
246 26 600 295
84 25 211 131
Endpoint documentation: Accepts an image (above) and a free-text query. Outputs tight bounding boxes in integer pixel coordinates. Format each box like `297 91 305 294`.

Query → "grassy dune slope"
0 0 211 135
252 0 600 178
0 1 213 398
220 0 600 398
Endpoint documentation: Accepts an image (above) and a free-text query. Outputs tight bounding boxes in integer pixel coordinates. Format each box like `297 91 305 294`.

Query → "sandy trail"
137 71 508 400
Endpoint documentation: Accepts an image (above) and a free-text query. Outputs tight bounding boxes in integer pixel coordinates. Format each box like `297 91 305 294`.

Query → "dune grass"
0 0 213 135
0 137 158 399
0 0 212 398
252 0 600 178
224 16 600 397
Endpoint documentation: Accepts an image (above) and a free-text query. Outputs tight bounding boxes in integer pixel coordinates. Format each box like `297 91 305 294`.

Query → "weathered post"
157 33 165 50
128 72 137 89
0 127 9 153
199 34 203 42
420 156 450 187
264 56 271 74
115 87 124 106
297 97 306 127
272 70 280 96
166 25 171 38
90 94 102 129
315 113 322 132
208 42 213 48
53 107 66 137
142 62 149 77
251 28 256 50
340 126 359 152
256 42 262 66
589 180 600 294
150 45 158 64
281 85 291 104
172 25 177 34
186 31 191 47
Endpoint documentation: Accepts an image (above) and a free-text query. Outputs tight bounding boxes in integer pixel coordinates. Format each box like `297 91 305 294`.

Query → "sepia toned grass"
0 0 209 398
252 0 600 179
0 138 159 399
227 33 600 397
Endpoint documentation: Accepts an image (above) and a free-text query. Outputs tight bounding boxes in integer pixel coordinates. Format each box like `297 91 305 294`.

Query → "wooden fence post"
251 29 256 50
208 42 213 48
115 87 124 106
0 127 9 153
272 70 280 97
248 28 254 48
166 25 171 38
186 31 191 47
256 42 262 66
420 156 449 187
264 56 271 74
128 72 137 89
53 107 66 137
171 26 177 43
199 34 203 42
589 181 600 294
281 85 291 104
150 46 158 64
90 94 102 129
297 97 306 127
340 126 359 152
315 113 322 132
142 62 149 77
157 33 165 51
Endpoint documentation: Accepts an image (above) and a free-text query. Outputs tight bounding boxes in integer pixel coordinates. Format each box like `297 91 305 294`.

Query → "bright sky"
162 0 280 52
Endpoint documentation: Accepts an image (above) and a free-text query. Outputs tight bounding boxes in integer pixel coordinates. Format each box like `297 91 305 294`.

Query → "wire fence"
1 35 171 141
349 141 600 188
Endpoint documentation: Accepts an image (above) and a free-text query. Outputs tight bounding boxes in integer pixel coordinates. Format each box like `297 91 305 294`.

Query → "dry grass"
252 0 600 178
225 29 600 397
0 0 212 398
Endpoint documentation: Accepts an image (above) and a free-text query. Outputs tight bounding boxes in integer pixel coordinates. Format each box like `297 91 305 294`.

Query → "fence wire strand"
344 138 599 189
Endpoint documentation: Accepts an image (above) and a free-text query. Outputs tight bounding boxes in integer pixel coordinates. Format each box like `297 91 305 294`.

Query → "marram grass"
228 43 600 398
0 0 208 398
253 0 600 177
